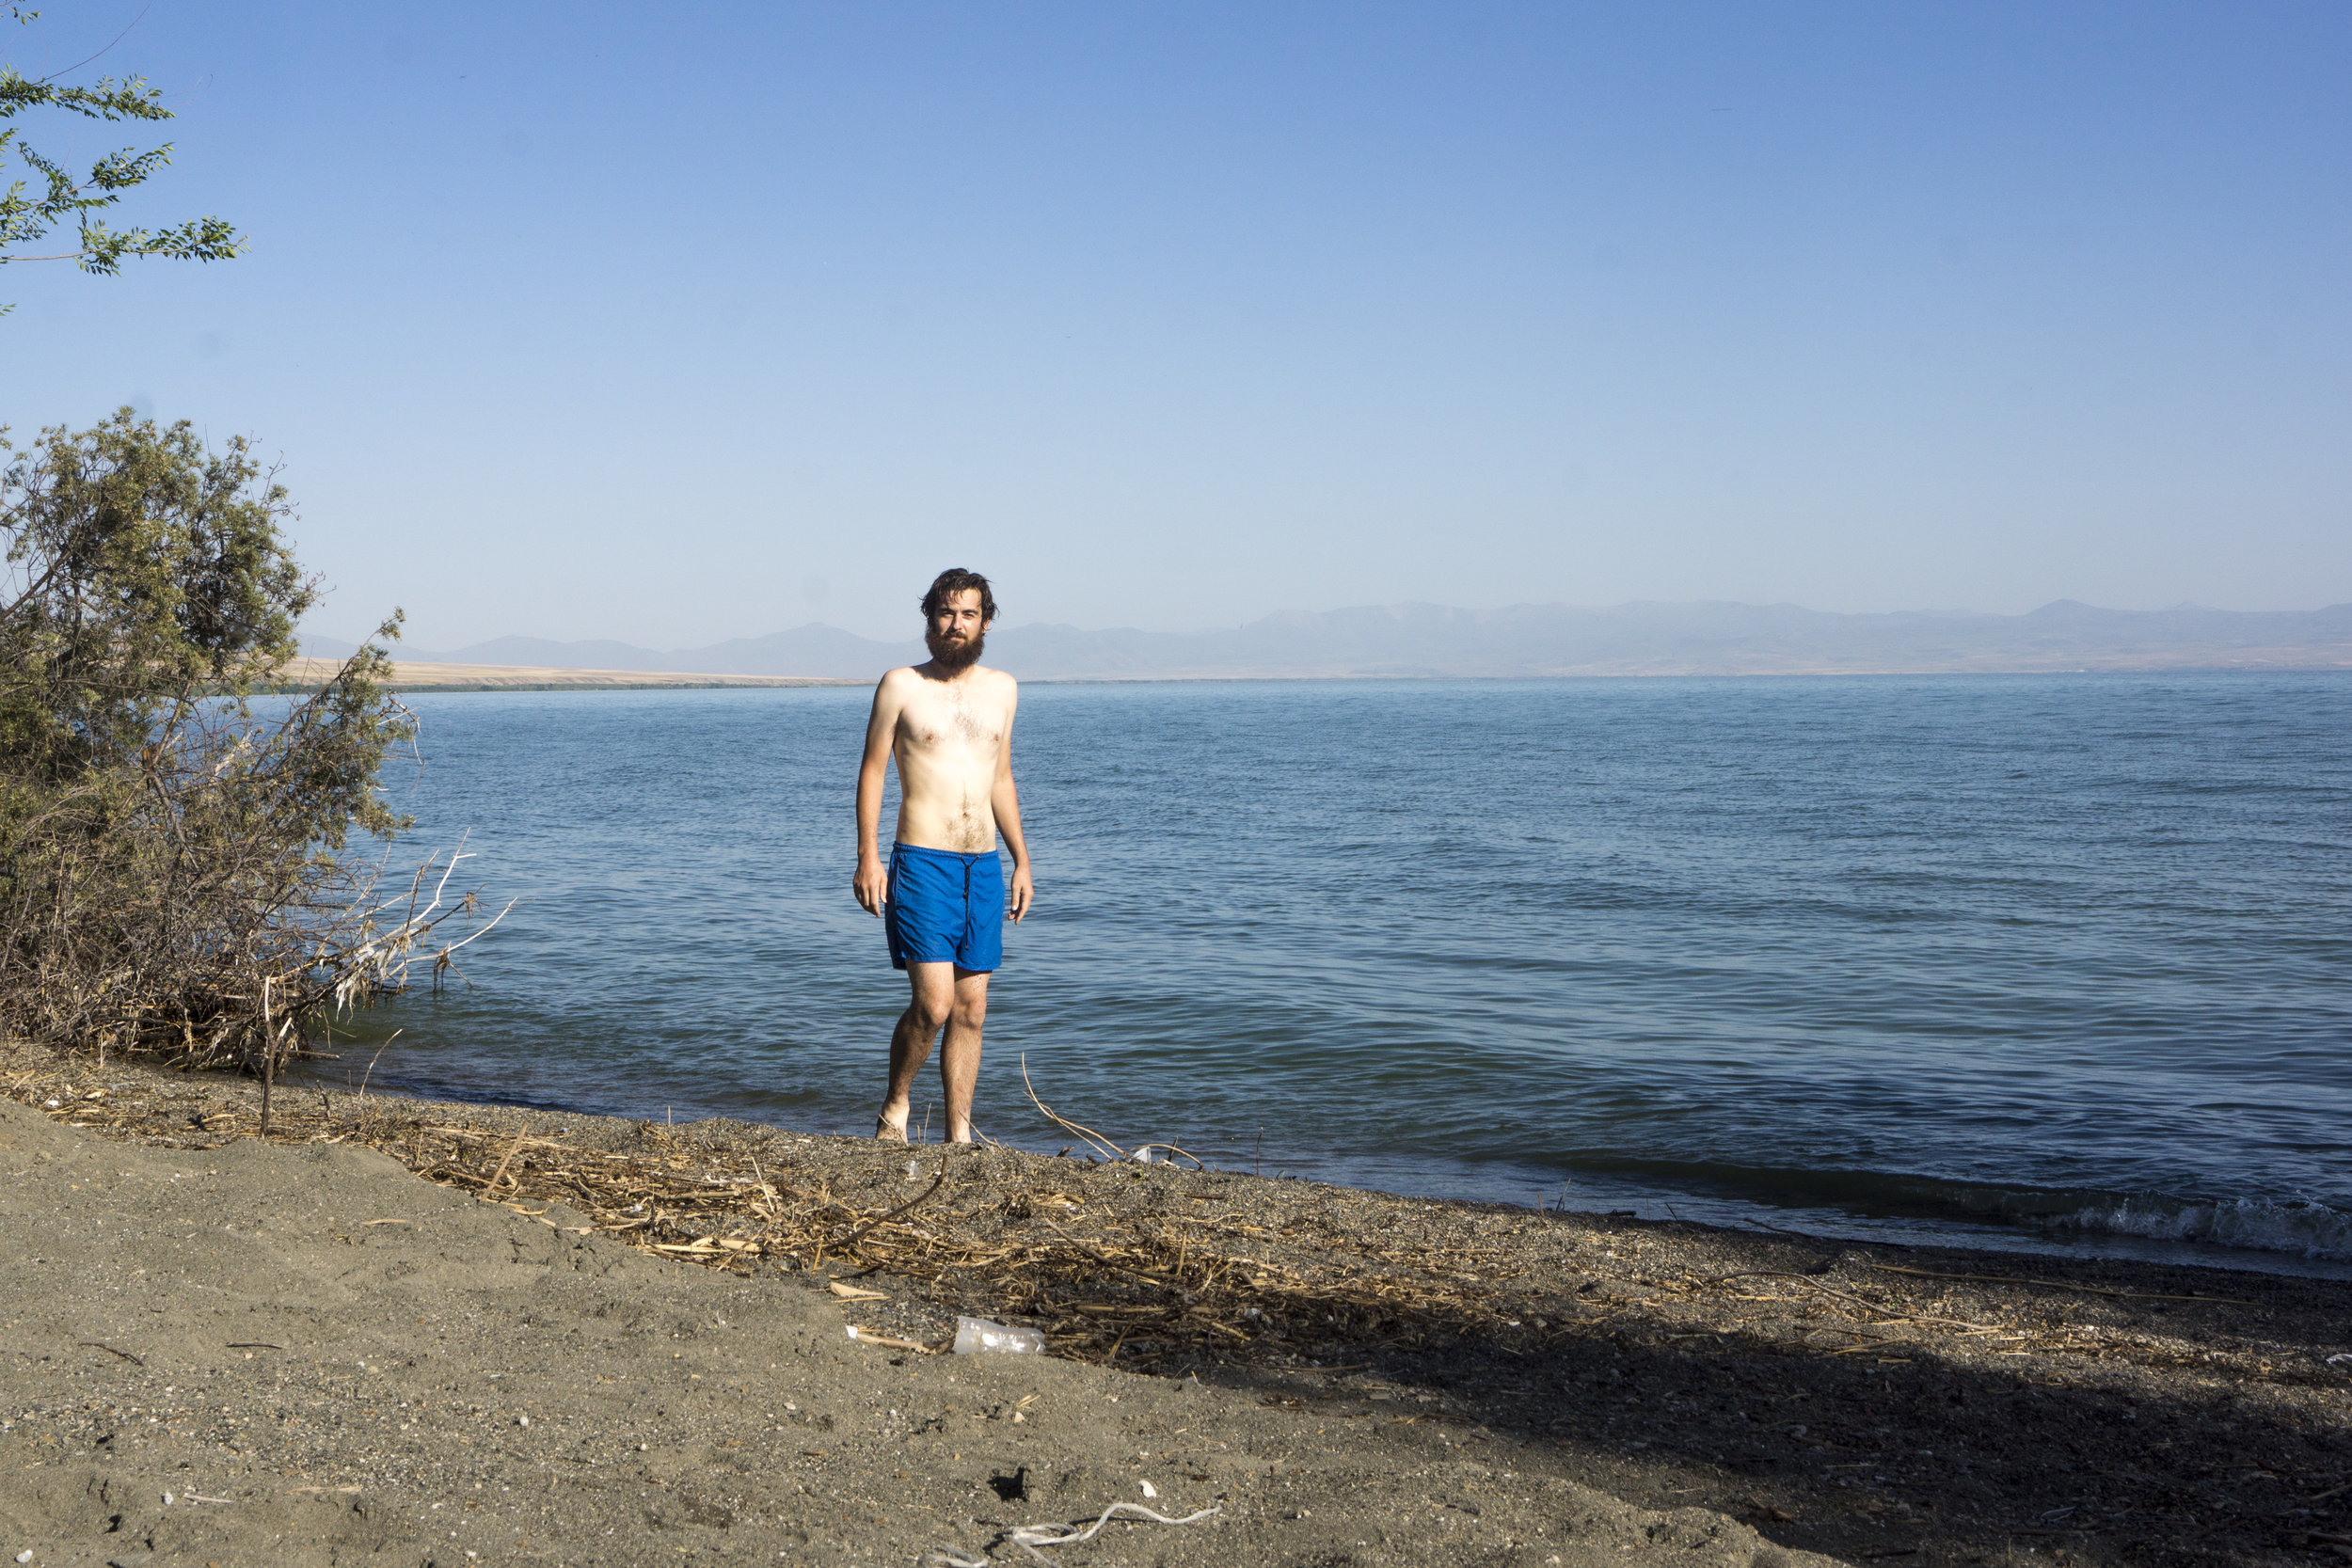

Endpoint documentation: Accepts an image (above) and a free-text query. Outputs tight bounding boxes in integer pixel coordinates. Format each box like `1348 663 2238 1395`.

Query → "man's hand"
854 856 888 917
1008 863 1033 923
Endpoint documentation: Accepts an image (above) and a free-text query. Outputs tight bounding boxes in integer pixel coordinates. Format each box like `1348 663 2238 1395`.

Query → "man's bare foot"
875 1110 909 1143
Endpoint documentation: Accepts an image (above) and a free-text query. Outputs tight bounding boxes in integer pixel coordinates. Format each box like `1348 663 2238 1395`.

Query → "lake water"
302 673 2352 1276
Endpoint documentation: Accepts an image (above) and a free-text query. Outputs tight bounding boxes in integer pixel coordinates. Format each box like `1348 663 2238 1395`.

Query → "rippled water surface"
310 674 2352 1275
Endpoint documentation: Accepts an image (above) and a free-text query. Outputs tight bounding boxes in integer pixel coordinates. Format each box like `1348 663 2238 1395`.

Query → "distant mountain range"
299 599 2352 681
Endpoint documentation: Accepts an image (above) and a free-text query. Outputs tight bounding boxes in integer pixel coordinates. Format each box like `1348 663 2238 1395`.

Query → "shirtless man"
852 567 1033 1144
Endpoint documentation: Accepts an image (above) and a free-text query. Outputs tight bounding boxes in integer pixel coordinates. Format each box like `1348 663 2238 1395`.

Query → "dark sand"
4 1053 2347 1568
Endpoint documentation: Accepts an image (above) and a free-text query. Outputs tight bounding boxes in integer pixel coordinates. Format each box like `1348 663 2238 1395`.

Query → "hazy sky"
6 2 2347 647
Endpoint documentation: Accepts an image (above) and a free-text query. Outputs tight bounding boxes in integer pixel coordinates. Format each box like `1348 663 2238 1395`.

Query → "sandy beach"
2 1050 2344 1568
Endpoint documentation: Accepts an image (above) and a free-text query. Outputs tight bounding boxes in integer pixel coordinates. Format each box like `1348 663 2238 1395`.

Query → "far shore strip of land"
3 1041 2342 1566
272 651 2352 693
271 656 861 692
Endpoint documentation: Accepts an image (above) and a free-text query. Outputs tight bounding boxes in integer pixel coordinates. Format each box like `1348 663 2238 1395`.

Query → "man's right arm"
852 673 904 916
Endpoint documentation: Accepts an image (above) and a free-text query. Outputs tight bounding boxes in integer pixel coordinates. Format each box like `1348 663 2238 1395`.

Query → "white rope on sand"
925 1500 1221 1566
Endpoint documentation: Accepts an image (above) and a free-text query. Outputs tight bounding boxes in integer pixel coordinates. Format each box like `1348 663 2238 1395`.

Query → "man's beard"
926 626 985 671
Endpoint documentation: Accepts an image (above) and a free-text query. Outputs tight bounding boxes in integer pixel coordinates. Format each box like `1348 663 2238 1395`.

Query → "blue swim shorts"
884 842 1006 974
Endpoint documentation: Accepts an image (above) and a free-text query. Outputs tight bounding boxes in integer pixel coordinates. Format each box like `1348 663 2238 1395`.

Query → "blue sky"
5 2 2346 647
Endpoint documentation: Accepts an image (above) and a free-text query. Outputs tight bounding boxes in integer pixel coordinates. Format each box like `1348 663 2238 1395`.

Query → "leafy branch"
1 56 244 309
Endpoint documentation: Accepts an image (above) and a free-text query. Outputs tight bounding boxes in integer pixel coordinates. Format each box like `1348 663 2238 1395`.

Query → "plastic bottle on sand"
953 1316 1045 1355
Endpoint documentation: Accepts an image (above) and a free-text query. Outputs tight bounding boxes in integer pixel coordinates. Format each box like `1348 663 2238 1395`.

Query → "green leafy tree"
0 412 498 1106
2 8 244 312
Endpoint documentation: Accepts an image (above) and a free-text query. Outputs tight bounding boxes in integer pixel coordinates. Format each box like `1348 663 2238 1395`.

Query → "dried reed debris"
4 1056 2296 1388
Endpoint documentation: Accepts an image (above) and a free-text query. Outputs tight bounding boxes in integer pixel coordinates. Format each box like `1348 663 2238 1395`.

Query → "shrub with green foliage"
0 410 489 1078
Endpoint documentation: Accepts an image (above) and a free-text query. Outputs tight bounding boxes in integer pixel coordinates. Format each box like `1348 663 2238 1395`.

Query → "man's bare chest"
898 689 1006 756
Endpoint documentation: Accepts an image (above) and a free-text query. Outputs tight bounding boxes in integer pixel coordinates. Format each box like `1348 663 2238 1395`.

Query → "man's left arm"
992 682 1032 922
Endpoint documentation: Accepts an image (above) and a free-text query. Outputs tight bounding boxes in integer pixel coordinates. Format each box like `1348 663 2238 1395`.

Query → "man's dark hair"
920 567 996 623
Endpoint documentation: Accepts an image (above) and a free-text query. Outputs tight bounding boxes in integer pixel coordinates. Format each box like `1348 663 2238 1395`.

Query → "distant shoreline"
294 597 2352 686
270 653 2352 693
268 657 866 692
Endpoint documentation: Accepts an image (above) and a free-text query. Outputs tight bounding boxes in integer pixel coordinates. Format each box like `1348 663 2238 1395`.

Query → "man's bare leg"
879 964 989 1143
938 968 989 1143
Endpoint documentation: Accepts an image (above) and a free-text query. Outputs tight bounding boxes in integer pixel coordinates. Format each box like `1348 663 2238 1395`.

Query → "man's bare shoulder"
971 664 1019 698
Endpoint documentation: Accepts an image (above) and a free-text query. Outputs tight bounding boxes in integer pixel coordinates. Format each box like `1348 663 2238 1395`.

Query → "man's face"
926 589 989 670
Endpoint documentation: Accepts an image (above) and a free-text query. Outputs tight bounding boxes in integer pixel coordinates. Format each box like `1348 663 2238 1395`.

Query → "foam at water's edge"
1300 1148 2352 1275
1423 1149 2352 1270
2050 1195 2352 1261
